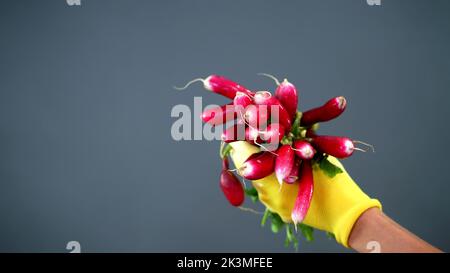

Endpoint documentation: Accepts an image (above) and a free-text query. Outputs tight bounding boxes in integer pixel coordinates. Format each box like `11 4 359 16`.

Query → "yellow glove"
229 141 381 247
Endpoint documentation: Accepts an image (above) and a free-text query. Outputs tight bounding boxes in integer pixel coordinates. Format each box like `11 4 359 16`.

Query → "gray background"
0 0 449 252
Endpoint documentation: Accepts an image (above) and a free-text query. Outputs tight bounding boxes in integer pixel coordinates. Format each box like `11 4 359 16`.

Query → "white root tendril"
238 206 264 215
353 147 367 153
173 78 205 90
241 178 247 188
353 140 376 153
257 73 281 86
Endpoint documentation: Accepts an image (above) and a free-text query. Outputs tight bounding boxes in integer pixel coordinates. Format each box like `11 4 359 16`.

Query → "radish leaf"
318 157 343 178
244 187 259 203
298 223 314 242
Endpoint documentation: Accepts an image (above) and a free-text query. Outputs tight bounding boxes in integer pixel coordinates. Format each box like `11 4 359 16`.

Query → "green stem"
261 209 270 227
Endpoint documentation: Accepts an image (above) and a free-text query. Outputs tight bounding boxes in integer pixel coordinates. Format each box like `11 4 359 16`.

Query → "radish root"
173 78 205 90
257 73 281 86
353 140 375 153
238 206 264 215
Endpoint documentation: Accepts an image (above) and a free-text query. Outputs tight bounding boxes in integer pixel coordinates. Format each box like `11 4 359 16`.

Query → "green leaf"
326 232 335 240
318 157 343 178
269 212 285 234
271 222 282 233
244 187 259 203
298 224 314 242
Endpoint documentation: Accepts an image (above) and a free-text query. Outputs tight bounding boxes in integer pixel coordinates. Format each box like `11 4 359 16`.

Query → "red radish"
245 126 263 143
301 96 347 126
259 74 298 120
275 79 298 120
311 135 354 158
275 145 295 185
201 103 236 125
253 91 292 131
284 158 301 184
291 160 314 225
260 123 285 145
293 140 316 160
221 124 246 143
234 92 253 122
220 169 245 206
234 92 253 108
239 152 276 180
305 129 317 138
175 75 254 99
244 104 270 128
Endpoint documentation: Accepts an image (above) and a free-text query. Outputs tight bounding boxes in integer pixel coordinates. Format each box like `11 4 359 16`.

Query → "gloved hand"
229 141 382 247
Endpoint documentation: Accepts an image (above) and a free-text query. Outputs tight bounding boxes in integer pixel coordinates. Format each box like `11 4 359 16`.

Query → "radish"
220 169 245 207
233 92 253 109
293 140 316 160
245 126 263 143
260 123 285 145
175 75 254 99
254 91 292 131
239 152 276 180
221 124 246 143
258 73 298 120
311 135 355 159
275 145 295 185
301 96 347 126
244 105 270 128
291 160 314 225
284 158 301 184
201 103 236 125
234 92 253 122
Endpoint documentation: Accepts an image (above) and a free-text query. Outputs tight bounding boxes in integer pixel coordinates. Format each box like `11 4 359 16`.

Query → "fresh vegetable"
312 135 355 159
245 126 263 143
258 73 298 120
260 123 286 145
275 145 295 185
179 73 373 250
233 92 253 109
244 105 270 128
275 79 298 120
284 158 300 184
293 140 316 160
301 96 347 126
239 152 276 180
220 159 245 206
291 160 314 225
221 124 246 143
253 91 292 131
175 75 254 99
201 103 236 125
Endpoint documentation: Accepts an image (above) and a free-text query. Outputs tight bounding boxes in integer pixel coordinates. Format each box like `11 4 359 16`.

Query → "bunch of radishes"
176 74 370 247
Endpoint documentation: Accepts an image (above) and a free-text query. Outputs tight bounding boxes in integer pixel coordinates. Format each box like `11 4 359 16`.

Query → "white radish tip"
344 139 355 154
275 172 285 185
255 90 272 99
337 96 347 109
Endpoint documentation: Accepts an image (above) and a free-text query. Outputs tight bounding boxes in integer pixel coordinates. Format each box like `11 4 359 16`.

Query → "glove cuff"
334 198 382 247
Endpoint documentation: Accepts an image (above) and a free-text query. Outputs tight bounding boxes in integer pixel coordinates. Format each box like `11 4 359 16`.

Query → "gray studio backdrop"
0 0 449 252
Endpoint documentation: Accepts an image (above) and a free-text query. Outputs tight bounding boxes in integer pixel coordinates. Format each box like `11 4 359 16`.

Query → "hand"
229 141 381 247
